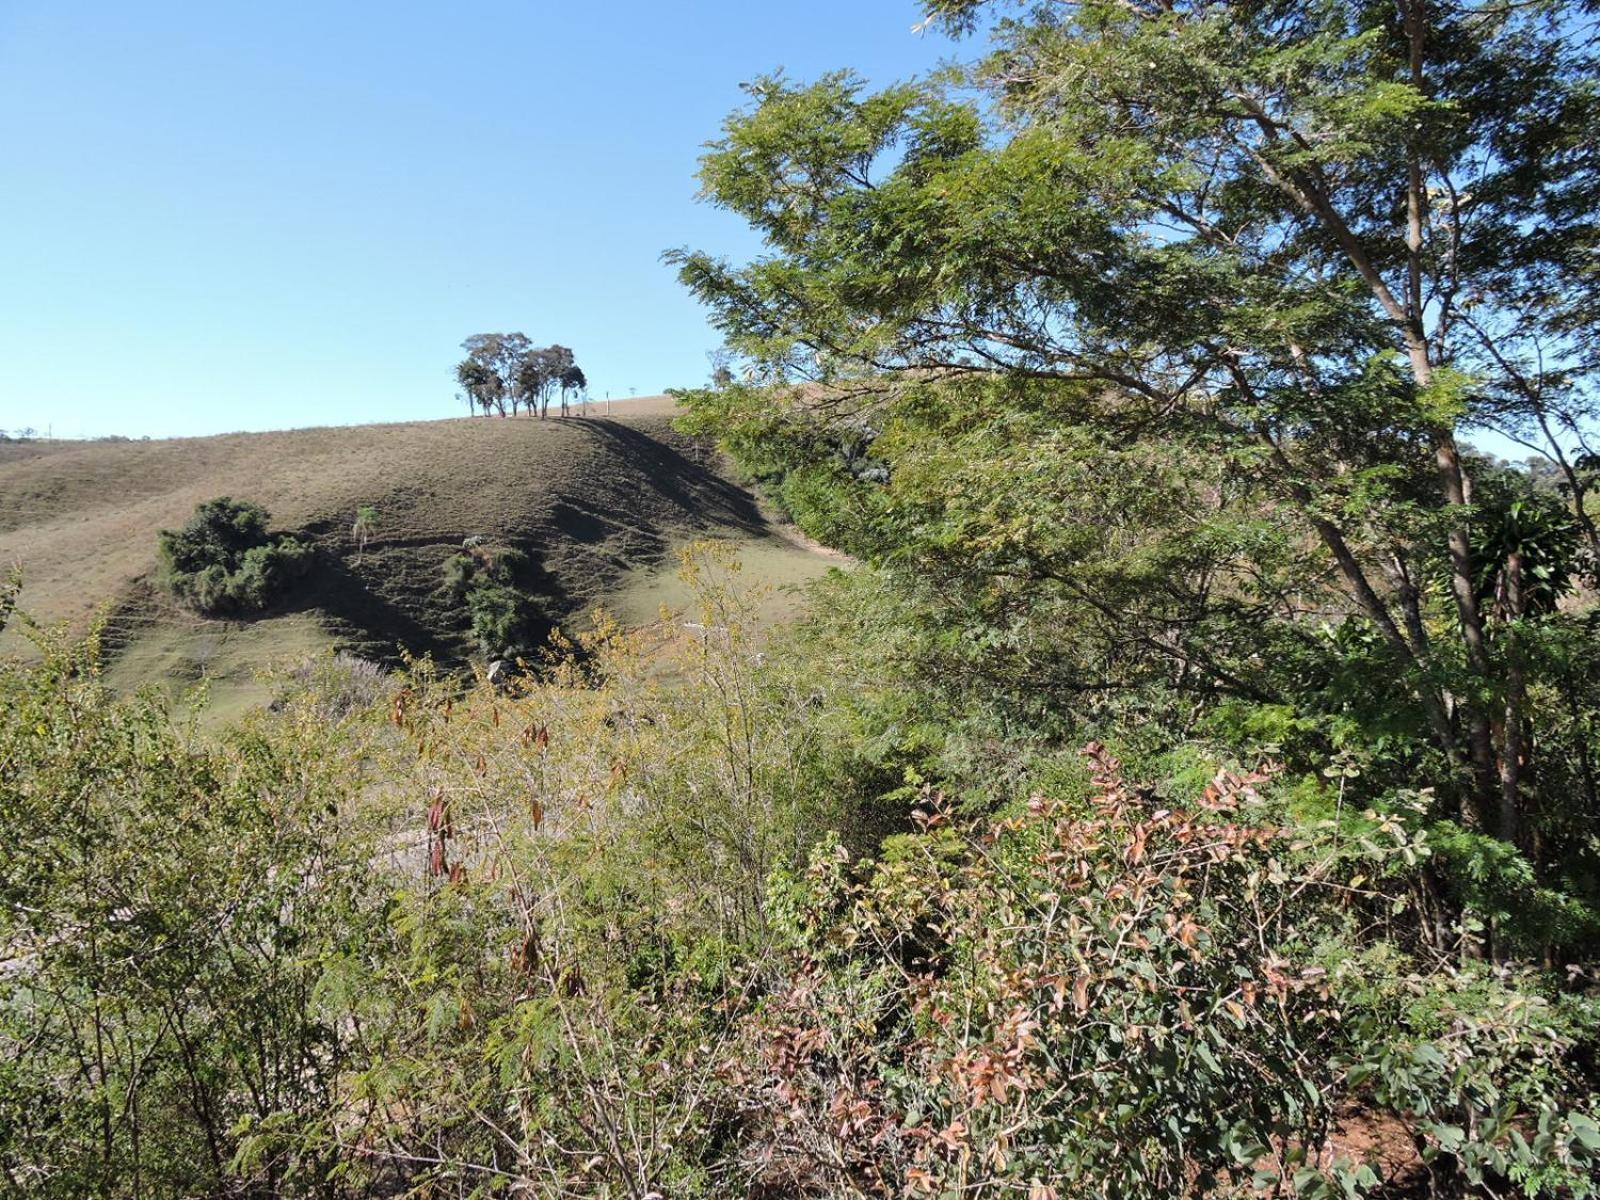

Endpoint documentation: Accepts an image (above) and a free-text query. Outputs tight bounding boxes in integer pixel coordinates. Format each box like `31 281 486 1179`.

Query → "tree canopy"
456 335 587 418
672 0 1600 857
673 0 1600 880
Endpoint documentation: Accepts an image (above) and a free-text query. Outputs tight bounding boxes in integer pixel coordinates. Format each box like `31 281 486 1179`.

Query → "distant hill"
0 399 833 719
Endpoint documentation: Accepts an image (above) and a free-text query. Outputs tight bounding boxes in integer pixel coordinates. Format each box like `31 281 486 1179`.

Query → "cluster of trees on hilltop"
454 334 588 419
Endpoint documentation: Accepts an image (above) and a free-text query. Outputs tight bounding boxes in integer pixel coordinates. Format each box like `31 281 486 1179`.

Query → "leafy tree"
535 345 573 418
462 332 534 416
465 582 535 658
455 356 500 417
671 1 1600 876
558 362 587 416
514 347 553 419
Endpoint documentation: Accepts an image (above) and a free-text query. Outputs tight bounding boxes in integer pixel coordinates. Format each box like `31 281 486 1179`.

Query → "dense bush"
740 748 1600 1199
440 541 539 657
157 497 313 615
0 627 390 1198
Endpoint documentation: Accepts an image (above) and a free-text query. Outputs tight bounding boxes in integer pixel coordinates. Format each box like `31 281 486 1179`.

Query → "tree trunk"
1400 0 1502 828
1499 550 1526 847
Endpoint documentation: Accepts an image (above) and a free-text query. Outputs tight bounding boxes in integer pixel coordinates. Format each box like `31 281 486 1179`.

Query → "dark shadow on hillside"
567 420 769 535
283 554 461 666
289 518 576 668
543 502 611 545
275 421 774 668
501 548 574 630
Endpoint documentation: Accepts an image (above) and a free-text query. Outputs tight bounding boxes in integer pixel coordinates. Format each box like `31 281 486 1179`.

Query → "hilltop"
0 398 833 717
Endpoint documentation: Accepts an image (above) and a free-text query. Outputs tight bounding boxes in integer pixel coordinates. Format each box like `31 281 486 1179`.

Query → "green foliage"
157 496 312 616
742 749 1600 1199
301 544 869 1195
12 5 1600 1196
439 540 540 656
0 629 388 1198
465 581 533 658
5 541 1599 1197
673 0 1600 937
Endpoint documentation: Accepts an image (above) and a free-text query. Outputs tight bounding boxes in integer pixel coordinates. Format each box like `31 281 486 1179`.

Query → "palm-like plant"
351 505 378 565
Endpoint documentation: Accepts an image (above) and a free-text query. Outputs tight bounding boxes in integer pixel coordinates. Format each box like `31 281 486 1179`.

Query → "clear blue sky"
0 2 959 438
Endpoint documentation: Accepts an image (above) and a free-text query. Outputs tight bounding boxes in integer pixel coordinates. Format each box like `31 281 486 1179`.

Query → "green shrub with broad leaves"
737 746 1600 1199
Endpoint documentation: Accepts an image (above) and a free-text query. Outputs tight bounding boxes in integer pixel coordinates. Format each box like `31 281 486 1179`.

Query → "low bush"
737 747 1600 1199
157 497 312 615
6 544 1598 1198
0 627 390 1198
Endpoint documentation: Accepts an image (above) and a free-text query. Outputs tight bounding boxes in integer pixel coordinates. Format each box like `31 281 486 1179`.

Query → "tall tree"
540 345 576 418
462 332 533 416
497 332 533 415
515 350 552 420
673 1 1600 852
558 363 587 417
454 357 499 417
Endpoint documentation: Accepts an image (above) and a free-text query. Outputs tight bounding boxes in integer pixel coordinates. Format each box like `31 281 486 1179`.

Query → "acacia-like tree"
672 0 1600 856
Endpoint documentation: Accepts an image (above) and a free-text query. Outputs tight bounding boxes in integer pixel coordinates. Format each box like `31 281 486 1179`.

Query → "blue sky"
0 2 959 438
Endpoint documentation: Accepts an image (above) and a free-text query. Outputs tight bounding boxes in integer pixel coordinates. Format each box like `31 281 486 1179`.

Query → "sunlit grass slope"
0 398 834 713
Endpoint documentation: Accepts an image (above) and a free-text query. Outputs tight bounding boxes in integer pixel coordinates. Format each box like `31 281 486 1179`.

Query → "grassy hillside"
0 399 833 716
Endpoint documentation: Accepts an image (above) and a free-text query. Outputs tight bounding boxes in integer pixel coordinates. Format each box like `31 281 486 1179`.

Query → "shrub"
465 581 534 657
8 542 1599 1199
307 544 851 1195
439 539 541 656
157 497 312 615
0 631 390 1198
737 747 1600 1199
277 650 391 722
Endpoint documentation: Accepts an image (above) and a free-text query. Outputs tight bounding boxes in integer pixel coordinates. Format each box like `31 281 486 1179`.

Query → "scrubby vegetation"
5 537 1600 1197
6 1 1600 1197
157 497 312 616
0 621 389 1197
440 539 543 658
